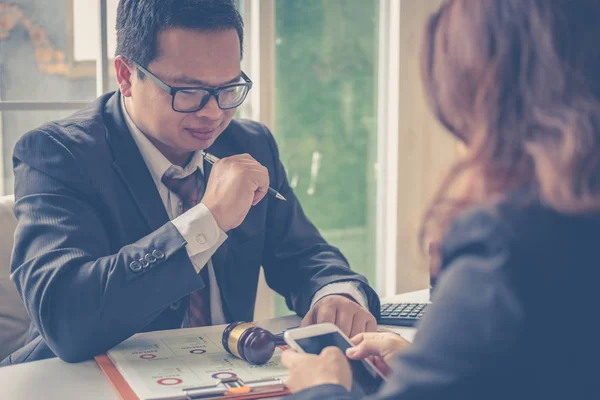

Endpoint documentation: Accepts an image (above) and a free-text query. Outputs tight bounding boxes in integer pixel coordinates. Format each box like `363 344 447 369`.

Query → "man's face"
123 28 241 164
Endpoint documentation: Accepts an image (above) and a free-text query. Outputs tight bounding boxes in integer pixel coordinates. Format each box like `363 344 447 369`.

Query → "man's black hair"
115 0 244 69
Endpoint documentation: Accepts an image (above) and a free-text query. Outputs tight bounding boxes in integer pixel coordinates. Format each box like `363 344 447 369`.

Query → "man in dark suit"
2 0 379 365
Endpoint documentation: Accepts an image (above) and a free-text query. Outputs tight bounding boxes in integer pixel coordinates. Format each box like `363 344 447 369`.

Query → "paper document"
106 325 288 400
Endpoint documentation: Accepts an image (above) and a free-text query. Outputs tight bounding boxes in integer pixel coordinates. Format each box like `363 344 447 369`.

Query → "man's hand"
346 332 410 376
201 154 270 232
300 295 377 338
282 347 352 393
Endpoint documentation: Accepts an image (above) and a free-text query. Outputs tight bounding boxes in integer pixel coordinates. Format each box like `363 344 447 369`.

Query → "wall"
395 0 459 293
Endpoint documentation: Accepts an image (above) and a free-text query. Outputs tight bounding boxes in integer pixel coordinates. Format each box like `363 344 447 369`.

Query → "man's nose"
195 95 222 119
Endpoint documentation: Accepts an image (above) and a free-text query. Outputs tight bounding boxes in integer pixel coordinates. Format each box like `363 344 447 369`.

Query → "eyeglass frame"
135 63 253 113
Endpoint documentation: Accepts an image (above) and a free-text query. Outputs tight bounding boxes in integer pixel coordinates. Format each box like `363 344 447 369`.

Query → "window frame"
376 0 401 298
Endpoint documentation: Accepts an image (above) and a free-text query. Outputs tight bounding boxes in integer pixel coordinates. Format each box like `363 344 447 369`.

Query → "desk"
0 289 429 399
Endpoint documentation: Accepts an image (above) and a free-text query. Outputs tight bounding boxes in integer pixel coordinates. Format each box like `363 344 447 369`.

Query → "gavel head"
222 322 284 365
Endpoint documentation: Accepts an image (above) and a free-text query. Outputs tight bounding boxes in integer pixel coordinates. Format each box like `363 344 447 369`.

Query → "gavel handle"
273 333 287 347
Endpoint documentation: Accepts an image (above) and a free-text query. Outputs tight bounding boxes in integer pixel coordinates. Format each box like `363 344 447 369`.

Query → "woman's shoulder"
439 195 523 264
441 191 600 273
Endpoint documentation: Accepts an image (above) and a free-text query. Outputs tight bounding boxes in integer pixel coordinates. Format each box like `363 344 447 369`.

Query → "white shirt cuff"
310 281 369 310
171 203 228 273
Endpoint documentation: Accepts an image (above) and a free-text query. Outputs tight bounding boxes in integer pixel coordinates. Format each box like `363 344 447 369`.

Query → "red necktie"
161 168 211 327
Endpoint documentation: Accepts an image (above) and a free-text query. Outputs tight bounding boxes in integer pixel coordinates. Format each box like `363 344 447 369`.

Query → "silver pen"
201 151 288 201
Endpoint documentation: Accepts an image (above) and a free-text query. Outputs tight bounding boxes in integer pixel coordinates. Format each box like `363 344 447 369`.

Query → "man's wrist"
315 293 355 304
200 200 227 232
310 281 369 310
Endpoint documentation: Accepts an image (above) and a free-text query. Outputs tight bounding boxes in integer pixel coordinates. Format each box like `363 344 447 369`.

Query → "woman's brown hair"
421 0 600 262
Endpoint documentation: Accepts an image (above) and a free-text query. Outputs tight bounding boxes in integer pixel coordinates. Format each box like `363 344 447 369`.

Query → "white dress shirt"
121 98 367 325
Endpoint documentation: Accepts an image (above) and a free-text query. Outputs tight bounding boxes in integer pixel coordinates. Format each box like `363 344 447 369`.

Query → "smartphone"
284 323 386 396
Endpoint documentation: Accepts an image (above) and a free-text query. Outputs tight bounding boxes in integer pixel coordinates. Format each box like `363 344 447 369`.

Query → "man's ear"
115 56 135 97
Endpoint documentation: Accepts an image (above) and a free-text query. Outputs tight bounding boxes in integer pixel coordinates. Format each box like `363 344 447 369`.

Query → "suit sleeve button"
140 258 150 268
145 254 157 264
129 261 143 272
152 249 165 259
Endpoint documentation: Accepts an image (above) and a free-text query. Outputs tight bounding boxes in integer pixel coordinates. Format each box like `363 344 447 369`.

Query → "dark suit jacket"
291 193 600 399
2 92 379 365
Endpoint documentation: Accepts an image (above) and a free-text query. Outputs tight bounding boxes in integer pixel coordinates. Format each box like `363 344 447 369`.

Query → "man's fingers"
315 304 337 325
226 153 256 163
299 308 314 327
350 311 377 338
250 167 270 205
335 309 354 337
252 185 268 206
349 316 367 339
227 154 267 175
365 318 377 332
244 166 269 183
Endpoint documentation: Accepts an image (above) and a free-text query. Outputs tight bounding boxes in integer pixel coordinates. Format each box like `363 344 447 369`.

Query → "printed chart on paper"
107 325 288 400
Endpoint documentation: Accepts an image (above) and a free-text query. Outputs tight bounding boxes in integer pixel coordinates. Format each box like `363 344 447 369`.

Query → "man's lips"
185 125 221 135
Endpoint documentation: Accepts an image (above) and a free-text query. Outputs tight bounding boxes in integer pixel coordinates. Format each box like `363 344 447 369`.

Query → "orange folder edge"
95 354 140 400
94 354 291 400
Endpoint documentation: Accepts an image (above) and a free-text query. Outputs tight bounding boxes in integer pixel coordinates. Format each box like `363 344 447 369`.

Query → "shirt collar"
120 96 204 184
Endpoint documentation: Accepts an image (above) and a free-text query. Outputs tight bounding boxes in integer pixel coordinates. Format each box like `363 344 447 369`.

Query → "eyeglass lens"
173 85 248 112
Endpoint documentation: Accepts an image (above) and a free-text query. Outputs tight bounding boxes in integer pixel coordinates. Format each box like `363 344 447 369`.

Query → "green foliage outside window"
273 0 379 314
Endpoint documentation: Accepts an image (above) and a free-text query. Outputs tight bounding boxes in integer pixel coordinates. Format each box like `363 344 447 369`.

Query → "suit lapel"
103 93 170 232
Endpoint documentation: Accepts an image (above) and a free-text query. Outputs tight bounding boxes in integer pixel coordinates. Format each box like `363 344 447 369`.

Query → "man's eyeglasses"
135 64 252 113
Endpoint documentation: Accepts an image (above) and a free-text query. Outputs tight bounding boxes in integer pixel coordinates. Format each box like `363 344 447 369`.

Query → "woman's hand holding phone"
346 332 411 377
281 347 352 393
282 323 402 394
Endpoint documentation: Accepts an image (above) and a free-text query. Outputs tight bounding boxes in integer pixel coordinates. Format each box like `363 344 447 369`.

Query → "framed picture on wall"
0 0 117 79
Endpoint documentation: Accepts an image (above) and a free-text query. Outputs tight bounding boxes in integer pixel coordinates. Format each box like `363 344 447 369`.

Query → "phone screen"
295 332 384 396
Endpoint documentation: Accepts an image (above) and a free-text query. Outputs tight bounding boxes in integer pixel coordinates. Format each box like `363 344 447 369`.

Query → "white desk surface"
0 289 429 400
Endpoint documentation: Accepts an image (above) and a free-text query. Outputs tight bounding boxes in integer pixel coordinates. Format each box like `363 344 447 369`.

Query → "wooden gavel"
222 322 287 365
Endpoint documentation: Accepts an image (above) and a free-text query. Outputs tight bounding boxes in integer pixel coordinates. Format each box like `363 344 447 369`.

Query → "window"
272 0 379 315
72 0 118 64
0 0 114 195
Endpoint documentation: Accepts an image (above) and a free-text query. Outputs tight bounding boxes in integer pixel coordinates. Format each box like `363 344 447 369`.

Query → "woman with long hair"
282 0 600 398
